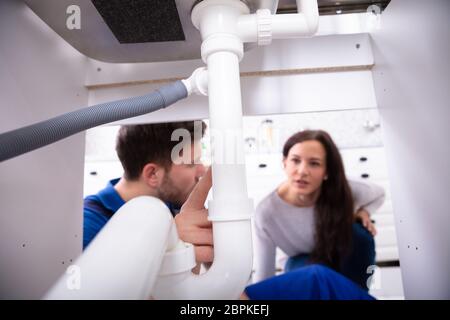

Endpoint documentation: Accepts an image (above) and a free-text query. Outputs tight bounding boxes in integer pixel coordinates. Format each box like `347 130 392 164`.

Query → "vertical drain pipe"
153 0 319 300
195 0 255 296
154 0 254 300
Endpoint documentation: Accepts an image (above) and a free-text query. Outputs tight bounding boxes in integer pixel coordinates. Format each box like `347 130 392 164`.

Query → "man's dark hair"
116 120 206 181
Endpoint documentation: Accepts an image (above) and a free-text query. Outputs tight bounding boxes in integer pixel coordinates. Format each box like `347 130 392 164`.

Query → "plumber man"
83 121 214 265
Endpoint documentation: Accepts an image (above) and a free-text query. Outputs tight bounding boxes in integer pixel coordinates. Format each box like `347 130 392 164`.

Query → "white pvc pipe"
153 48 255 301
152 0 254 300
207 51 248 201
193 0 254 298
238 0 319 43
44 196 176 299
271 0 319 38
153 220 253 299
237 13 258 43
181 67 209 96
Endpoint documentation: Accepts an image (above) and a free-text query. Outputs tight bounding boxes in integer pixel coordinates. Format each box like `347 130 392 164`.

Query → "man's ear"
142 163 164 188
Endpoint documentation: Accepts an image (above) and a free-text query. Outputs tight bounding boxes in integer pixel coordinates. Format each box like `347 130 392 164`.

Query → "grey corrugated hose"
0 80 187 162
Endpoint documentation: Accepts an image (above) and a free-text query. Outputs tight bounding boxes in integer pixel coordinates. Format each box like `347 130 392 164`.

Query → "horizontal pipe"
44 196 176 299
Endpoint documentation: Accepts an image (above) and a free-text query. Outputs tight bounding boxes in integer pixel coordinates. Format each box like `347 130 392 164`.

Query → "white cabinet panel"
377 198 394 215
341 147 390 181
245 155 284 176
376 247 400 263
373 213 395 227
375 226 398 247
340 146 399 262
83 161 123 197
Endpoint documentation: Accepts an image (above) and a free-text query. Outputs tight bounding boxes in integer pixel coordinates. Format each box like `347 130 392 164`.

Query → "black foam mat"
91 0 185 43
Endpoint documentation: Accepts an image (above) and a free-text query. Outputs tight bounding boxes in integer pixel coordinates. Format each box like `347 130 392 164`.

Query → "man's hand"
355 209 377 236
175 168 214 264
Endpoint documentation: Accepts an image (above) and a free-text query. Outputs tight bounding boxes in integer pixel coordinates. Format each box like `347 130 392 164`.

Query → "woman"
253 130 385 289
181 165 375 300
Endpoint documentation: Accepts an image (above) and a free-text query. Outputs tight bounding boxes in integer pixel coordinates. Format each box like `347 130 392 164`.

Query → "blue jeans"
245 264 375 300
285 222 376 290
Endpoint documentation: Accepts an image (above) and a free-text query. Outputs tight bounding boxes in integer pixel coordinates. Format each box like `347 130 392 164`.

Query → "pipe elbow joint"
153 219 253 300
182 67 209 96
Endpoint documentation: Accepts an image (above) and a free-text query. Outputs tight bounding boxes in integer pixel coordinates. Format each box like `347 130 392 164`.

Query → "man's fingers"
175 208 212 228
188 216 212 228
179 227 213 246
182 167 212 210
187 209 212 228
194 245 214 263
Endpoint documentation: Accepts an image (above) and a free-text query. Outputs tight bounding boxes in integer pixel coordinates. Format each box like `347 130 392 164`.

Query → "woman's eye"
310 162 320 166
291 159 300 164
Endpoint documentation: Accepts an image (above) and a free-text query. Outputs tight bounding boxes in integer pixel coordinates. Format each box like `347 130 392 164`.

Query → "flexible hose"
0 81 187 162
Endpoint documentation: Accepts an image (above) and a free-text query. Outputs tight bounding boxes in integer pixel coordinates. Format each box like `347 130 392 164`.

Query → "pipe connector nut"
207 198 254 222
256 9 272 46
201 33 244 62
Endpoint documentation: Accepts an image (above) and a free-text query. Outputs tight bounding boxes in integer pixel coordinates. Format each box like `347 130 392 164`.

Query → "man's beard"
157 173 191 207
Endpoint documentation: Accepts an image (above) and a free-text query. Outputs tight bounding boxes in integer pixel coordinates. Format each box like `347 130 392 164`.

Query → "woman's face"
283 140 327 196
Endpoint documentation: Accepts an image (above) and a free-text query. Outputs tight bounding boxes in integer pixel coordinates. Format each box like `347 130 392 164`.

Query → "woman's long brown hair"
282 130 354 270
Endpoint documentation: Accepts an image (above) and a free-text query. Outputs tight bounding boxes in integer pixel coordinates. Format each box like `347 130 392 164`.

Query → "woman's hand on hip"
355 209 377 236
